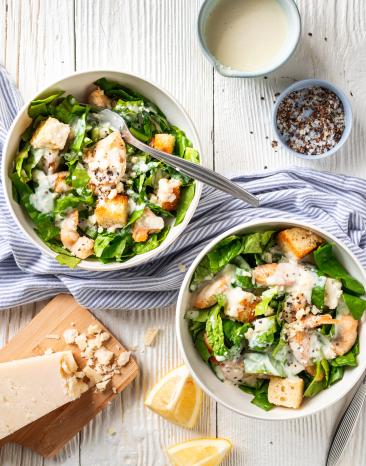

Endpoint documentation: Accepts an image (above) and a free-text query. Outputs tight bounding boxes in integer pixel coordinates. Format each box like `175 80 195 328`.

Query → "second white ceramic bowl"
1 70 203 271
176 218 366 420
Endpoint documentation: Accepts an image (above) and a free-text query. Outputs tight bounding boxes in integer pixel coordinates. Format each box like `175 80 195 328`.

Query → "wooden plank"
74 0 213 168
213 0 366 178
4 0 75 100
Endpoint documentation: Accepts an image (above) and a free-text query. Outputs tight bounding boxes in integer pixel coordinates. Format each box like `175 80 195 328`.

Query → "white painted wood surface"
1 0 366 465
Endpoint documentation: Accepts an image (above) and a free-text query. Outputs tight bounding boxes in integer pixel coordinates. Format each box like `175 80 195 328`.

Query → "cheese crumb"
94 347 114 365
117 351 131 367
144 328 159 346
95 379 111 392
87 324 102 336
44 348 54 355
83 366 103 386
75 333 87 351
63 328 79 344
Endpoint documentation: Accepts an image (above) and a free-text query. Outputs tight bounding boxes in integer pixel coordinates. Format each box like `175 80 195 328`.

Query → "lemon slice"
166 438 232 466
144 365 202 428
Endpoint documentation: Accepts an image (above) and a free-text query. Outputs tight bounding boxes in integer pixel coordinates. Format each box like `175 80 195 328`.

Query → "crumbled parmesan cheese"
144 328 159 346
95 379 111 392
117 351 131 367
87 324 102 336
63 328 79 344
75 333 88 351
94 347 114 365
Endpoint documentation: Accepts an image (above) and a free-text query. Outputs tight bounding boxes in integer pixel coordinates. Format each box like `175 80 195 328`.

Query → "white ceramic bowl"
2 70 203 271
197 0 301 78
176 218 366 420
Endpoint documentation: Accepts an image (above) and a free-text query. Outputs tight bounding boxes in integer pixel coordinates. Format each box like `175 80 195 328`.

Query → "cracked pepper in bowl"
276 86 345 156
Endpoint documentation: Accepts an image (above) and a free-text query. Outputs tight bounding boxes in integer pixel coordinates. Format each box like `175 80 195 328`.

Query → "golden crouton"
87 87 111 108
30 117 70 150
150 133 175 154
95 195 129 228
277 227 324 259
53 171 72 193
132 207 164 242
268 376 304 409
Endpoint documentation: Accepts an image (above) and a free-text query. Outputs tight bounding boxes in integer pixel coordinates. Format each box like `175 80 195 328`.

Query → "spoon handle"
122 130 260 207
326 373 366 466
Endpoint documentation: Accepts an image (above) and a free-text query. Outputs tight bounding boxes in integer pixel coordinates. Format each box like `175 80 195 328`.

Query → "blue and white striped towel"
1 66 366 311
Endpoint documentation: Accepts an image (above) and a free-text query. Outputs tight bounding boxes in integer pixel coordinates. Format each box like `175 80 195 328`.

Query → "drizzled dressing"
205 0 289 72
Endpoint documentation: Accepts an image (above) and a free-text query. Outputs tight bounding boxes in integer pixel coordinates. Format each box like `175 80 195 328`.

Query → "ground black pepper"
276 86 345 155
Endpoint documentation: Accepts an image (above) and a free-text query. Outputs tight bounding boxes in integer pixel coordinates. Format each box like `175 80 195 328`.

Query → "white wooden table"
1 1 366 465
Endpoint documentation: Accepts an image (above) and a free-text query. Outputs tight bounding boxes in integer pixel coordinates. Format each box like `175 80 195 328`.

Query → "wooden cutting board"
0 294 139 458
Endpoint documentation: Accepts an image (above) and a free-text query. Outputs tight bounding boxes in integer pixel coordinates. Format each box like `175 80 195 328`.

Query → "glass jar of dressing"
198 0 301 78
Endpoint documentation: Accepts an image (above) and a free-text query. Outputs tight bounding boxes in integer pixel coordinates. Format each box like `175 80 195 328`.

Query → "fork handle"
121 131 260 207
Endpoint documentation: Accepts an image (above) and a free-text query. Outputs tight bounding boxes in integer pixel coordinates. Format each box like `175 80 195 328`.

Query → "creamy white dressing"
324 278 343 309
245 316 275 349
205 0 289 72
29 170 57 214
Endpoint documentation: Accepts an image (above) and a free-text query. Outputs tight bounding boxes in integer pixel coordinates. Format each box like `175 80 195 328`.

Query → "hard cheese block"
0 350 88 440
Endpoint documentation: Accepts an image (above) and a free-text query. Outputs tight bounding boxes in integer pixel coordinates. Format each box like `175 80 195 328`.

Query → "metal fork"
96 108 260 207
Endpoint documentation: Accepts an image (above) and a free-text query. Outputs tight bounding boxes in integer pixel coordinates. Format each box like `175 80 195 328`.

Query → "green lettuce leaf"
241 231 275 254
205 297 228 358
28 92 64 118
342 293 366 320
314 243 365 295
222 319 250 347
55 254 81 268
194 331 211 363
255 287 279 316
175 184 195 226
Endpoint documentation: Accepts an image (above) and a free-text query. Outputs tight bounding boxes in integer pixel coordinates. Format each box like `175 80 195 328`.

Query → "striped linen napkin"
1 66 366 311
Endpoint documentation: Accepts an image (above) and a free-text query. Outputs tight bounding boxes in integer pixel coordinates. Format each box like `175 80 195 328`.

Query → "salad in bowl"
8 76 200 268
180 222 366 415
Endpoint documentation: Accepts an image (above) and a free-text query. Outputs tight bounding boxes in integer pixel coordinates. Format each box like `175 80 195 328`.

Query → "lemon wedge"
166 437 232 466
144 365 202 428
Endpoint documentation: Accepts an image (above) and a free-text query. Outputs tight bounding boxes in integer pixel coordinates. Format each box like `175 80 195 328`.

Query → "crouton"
156 178 181 211
95 194 129 229
132 207 164 242
277 227 324 259
150 133 175 154
53 171 72 193
30 117 70 150
88 87 111 108
268 376 304 409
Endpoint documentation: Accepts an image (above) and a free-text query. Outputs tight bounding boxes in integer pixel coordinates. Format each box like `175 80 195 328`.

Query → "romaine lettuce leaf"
247 316 277 350
222 319 250 347
240 380 274 411
314 243 365 295
205 297 228 358
342 293 366 320
255 287 279 316
175 184 195 226
241 231 275 254
28 92 64 118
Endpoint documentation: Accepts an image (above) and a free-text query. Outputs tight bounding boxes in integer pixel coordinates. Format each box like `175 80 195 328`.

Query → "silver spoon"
96 108 260 207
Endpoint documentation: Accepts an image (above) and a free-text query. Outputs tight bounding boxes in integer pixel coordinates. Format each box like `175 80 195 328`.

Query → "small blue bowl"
272 79 353 160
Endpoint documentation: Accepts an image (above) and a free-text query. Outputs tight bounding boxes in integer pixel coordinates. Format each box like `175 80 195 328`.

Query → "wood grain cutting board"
0 294 139 458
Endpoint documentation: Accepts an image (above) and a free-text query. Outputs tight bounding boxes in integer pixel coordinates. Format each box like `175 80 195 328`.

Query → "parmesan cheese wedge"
0 351 88 440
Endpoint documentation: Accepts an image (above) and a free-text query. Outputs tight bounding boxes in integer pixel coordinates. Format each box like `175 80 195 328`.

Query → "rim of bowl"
1 69 203 271
176 218 366 420
272 78 353 160
197 0 301 78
